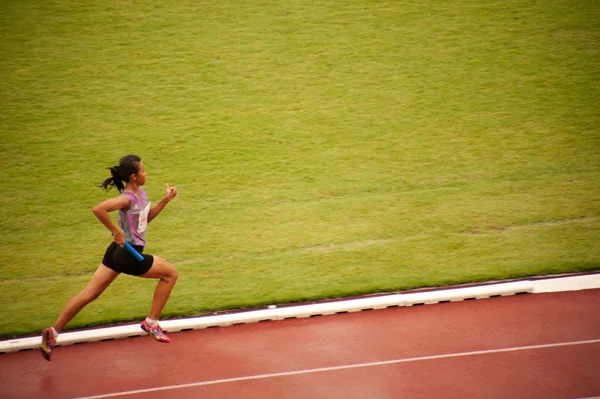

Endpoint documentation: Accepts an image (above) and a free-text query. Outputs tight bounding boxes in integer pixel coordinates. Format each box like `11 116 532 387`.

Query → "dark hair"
98 154 142 192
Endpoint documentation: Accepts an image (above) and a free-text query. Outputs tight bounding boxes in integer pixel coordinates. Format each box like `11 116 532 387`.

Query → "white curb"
2 274 599 354
0 280 538 354
532 273 600 293
401 281 532 305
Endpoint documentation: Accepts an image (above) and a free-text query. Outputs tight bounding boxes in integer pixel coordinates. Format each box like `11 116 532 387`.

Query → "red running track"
1 289 599 399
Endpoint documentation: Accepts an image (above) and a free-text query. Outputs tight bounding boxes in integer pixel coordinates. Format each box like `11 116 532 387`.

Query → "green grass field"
1 0 599 338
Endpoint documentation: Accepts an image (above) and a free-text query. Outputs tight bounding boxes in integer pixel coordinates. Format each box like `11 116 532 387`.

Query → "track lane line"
75 338 600 399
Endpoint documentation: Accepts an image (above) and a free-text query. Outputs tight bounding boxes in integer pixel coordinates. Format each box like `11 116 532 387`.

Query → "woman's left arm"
148 184 178 223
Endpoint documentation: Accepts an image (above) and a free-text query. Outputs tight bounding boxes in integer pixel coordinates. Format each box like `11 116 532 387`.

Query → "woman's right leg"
54 264 120 332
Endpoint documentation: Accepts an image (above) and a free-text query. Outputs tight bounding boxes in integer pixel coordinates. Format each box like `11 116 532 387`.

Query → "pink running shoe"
40 328 56 361
140 320 171 343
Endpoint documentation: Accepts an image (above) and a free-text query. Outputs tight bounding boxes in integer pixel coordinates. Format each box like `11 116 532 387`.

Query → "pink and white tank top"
118 188 151 246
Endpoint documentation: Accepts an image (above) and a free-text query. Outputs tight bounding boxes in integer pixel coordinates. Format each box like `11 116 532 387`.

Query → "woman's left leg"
138 256 178 343
140 256 179 320
41 264 120 361
54 264 120 332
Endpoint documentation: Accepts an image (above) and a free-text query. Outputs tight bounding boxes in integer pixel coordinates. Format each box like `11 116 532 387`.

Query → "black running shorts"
102 242 154 276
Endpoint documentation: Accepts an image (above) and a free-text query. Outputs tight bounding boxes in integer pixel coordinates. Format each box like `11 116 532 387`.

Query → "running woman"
40 154 179 361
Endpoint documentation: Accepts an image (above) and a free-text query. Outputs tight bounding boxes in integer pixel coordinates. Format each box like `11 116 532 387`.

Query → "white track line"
75 338 600 399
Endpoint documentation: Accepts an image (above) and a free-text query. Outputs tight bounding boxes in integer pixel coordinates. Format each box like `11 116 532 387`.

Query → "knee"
152 257 179 284
165 267 179 284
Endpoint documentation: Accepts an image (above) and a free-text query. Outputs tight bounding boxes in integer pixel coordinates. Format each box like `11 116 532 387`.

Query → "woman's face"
134 162 147 186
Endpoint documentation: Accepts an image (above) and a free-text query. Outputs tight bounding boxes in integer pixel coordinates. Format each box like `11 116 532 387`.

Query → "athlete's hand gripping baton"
113 234 144 262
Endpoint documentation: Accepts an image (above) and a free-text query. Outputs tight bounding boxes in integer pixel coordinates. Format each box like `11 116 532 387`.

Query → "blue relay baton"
124 241 145 262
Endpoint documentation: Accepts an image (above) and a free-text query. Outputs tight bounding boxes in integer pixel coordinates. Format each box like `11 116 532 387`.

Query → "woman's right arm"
92 196 130 247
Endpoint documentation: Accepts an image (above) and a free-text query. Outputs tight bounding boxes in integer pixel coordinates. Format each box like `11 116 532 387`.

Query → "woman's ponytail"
98 165 125 192
97 155 141 192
